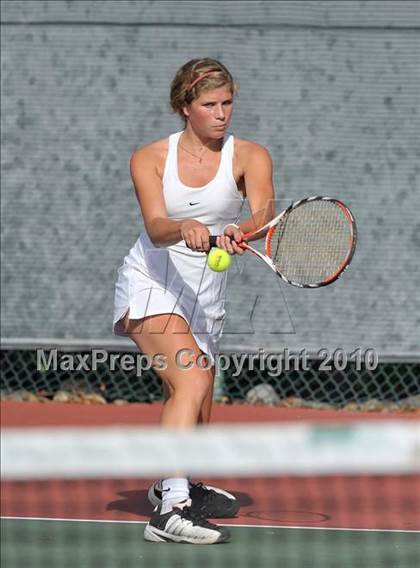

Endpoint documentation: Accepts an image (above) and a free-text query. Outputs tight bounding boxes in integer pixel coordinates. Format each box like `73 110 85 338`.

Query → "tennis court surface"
2 407 419 568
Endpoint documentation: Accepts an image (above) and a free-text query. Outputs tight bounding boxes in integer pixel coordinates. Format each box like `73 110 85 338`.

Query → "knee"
172 370 213 405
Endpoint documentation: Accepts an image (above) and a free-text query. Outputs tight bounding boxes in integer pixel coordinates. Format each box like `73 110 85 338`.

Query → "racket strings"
269 201 353 286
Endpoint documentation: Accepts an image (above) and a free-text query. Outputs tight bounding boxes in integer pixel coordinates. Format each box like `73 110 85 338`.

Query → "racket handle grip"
209 235 240 248
209 235 219 248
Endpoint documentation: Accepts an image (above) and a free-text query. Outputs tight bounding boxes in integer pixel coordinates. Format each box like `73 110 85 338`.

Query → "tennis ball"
207 248 232 272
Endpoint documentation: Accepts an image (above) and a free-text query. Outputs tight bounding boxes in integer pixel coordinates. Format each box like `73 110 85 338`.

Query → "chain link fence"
1 345 419 411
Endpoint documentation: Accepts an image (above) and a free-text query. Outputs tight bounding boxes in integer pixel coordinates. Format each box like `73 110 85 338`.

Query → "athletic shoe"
148 480 240 518
144 499 230 544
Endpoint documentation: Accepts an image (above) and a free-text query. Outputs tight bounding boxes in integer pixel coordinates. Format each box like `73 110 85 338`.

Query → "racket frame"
212 196 357 288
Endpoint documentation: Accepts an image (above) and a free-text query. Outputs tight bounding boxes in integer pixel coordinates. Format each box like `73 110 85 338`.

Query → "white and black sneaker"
148 480 240 518
144 499 230 544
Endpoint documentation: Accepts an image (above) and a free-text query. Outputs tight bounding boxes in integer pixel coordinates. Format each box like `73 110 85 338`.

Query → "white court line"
2 516 419 534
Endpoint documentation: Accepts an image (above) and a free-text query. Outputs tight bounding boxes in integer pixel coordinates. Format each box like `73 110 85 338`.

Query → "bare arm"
130 147 210 250
239 144 275 239
217 143 275 254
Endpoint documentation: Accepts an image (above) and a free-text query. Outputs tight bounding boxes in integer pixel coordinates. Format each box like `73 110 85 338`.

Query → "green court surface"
2 519 419 568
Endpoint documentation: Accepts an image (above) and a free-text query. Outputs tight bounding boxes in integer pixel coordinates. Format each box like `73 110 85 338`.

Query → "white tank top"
134 130 244 260
162 130 244 253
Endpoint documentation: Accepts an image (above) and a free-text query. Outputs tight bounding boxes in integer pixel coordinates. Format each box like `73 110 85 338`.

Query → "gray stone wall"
2 1 419 355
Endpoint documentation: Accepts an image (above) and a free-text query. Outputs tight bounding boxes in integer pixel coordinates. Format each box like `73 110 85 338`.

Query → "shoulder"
233 136 273 170
130 136 170 174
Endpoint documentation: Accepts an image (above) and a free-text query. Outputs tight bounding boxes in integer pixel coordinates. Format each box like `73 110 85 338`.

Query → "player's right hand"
181 219 210 252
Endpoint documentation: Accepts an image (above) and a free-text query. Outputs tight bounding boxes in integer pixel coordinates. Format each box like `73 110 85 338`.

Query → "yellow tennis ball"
207 248 232 272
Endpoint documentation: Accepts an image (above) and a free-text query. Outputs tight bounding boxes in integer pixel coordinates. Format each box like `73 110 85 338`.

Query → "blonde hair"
170 58 237 123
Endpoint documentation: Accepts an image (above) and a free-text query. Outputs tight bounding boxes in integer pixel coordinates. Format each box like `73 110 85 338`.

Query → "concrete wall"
2 1 419 355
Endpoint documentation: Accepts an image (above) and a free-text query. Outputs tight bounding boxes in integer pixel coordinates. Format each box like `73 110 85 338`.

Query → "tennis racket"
209 196 357 288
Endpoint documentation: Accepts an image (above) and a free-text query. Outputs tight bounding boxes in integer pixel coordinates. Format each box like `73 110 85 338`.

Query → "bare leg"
198 366 214 424
119 313 235 533
162 362 214 424
122 312 214 429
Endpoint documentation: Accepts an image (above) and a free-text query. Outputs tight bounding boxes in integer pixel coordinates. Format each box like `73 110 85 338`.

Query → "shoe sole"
144 524 230 544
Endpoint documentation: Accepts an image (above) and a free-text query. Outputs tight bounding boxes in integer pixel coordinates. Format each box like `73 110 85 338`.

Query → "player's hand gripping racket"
209 196 357 288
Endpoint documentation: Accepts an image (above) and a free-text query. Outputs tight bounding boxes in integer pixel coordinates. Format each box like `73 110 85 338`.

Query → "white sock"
155 478 192 491
160 478 190 514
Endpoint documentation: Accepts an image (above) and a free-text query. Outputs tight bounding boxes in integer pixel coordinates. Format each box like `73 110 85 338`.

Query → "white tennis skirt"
113 235 227 366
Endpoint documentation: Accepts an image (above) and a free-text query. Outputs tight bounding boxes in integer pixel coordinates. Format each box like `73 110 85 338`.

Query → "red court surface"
2 400 419 428
2 474 420 532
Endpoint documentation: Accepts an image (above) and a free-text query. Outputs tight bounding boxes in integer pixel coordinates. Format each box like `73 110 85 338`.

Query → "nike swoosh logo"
189 202 200 206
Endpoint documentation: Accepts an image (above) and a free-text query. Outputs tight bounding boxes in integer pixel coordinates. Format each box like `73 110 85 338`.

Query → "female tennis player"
113 58 275 544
